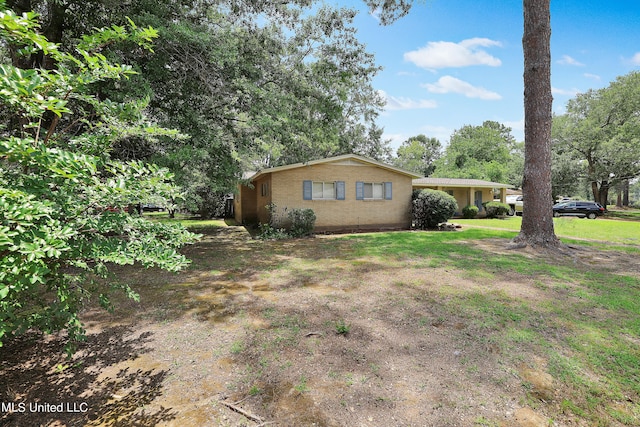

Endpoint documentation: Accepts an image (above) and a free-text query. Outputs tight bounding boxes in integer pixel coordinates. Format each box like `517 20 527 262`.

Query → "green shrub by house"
484 201 511 218
259 204 315 239
412 189 458 229
462 205 479 219
287 208 316 237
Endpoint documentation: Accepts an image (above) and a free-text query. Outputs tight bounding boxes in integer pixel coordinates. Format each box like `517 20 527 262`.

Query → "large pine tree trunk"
513 0 560 247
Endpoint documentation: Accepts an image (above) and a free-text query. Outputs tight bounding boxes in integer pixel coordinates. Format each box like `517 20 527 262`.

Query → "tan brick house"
234 154 422 232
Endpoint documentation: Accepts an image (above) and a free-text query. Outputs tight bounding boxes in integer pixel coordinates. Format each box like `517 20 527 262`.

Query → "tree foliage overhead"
552 71 640 205
0 3 199 352
5 0 389 216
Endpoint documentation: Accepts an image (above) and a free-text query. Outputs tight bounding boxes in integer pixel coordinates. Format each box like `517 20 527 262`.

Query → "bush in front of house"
257 223 290 240
258 203 287 240
258 204 316 239
462 205 479 219
287 208 316 237
484 201 511 218
412 189 458 229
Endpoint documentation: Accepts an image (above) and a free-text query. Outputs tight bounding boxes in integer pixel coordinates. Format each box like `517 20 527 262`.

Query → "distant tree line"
393 70 640 208
393 121 524 190
552 71 640 207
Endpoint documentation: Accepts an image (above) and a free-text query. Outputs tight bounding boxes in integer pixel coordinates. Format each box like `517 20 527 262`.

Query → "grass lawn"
454 215 640 245
143 211 228 230
605 207 640 221
2 220 639 426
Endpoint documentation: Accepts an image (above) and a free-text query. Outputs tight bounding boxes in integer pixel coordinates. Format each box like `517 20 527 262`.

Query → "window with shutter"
358 182 389 200
336 181 345 200
306 181 341 200
356 181 364 200
303 180 312 200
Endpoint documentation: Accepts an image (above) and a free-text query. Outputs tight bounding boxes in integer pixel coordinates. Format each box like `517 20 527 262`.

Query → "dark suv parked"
552 201 605 219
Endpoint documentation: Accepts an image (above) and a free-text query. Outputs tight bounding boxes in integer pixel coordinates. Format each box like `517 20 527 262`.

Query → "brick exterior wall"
234 183 258 224
242 160 414 231
236 159 503 226
254 174 272 224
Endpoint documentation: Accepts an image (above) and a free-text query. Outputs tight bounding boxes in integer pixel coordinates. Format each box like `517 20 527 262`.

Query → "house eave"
412 178 513 189
246 154 422 182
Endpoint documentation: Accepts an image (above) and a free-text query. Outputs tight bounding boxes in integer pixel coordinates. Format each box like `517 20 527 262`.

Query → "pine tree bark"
513 0 560 247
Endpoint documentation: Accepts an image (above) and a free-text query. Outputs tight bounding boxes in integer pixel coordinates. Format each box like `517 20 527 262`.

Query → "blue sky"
328 0 640 152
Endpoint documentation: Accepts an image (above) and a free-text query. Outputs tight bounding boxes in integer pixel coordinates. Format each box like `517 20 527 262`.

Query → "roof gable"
247 154 422 181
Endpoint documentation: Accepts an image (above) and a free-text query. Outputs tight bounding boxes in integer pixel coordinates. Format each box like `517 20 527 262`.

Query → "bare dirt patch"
1 226 638 426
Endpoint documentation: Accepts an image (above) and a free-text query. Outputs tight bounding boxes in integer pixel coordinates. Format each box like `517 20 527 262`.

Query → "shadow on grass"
0 327 174 427
103 226 563 327
5 226 638 426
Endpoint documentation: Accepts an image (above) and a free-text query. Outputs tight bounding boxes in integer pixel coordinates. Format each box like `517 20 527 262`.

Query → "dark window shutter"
336 181 345 200
356 181 364 200
384 182 392 200
303 180 312 200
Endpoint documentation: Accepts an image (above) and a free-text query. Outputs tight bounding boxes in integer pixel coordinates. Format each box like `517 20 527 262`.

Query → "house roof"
412 177 513 189
246 154 423 181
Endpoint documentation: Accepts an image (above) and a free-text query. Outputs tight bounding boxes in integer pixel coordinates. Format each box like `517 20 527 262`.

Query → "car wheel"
507 207 515 216
553 211 560 217
587 212 597 219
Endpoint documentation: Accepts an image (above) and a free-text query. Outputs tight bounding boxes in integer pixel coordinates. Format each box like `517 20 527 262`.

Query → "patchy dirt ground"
1 225 638 427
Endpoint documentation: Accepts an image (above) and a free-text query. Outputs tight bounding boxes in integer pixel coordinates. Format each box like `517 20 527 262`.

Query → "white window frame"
363 182 384 200
312 181 336 200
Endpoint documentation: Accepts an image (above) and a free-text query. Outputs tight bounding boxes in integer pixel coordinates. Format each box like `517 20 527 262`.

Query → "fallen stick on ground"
219 398 264 423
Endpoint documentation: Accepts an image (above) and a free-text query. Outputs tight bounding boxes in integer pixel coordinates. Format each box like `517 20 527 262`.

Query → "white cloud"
422 76 502 100
502 119 524 132
558 55 585 66
632 52 640 65
404 38 502 69
502 119 524 141
378 90 437 111
552 86 580 97
370 8 381 22
584 73 601 81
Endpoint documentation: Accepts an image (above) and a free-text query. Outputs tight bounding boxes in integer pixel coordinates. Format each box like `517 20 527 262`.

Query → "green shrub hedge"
412 189 458 229
484 201 511 218
462 205 479 219
258 204 316 239
287 208 316 237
